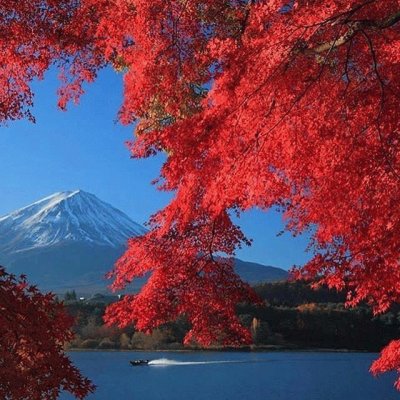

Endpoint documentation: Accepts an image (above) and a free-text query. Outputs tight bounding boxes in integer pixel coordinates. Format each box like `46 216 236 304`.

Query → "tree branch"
309 10 400 54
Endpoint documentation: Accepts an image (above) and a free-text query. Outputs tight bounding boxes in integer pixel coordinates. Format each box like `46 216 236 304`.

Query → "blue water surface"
60 351 399 399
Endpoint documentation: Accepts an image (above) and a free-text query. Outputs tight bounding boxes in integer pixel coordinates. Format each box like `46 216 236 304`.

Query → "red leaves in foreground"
2 0 400 392
105 212 258 346
102 0 400 387
371 340 400 390
0 268 94 399
370 340 400 390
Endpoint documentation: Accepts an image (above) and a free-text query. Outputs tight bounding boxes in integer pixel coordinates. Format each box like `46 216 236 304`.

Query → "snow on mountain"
0 190 287 293
0 190 146 255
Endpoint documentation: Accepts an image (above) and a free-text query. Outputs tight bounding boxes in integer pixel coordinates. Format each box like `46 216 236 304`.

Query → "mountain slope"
0 190 146 254
0 191 288 292
234 258 288 284
0 190 146 290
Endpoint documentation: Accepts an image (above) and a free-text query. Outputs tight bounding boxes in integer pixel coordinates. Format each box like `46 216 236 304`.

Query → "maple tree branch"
240 0 256 35
342 36 354 96
360 29 400 182
309 10 400 54
380 10 400 29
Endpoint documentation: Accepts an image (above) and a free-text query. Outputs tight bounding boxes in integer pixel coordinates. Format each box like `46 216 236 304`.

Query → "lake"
60 351 399 399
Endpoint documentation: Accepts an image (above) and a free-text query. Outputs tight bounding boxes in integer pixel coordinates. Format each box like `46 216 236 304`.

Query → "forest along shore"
63 281 400 352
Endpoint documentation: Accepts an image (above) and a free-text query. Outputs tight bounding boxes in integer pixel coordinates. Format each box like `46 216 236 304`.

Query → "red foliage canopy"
2 0 400 391
0 268 94 399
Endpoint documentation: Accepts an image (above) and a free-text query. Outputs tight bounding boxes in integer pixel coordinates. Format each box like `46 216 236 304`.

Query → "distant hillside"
0 191 288 293
234 259 288 284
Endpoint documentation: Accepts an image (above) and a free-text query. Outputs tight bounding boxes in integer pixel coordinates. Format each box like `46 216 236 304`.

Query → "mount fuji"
0 190 287 293
0 190 147 292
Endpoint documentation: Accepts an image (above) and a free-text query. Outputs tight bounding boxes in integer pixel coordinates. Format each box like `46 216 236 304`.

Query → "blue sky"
0 67 311 270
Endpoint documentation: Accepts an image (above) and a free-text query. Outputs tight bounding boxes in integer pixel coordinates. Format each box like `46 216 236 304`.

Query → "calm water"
60 351 399 399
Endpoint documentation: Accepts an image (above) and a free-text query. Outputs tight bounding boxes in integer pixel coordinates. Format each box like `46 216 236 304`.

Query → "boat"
130 359 150 366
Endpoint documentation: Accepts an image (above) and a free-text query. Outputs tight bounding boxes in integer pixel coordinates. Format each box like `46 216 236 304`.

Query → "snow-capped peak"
0 190 147 254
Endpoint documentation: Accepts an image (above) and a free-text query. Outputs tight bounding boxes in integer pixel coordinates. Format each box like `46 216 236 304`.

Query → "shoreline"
67 346 372 353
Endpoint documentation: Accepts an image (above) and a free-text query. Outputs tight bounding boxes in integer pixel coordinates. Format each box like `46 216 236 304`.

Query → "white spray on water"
147 358 246 367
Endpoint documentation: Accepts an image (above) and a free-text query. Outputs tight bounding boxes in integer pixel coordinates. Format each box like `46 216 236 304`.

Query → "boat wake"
148 358 245 367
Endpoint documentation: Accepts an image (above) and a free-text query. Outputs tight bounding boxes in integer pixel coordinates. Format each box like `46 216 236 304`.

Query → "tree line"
64 281 400 352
